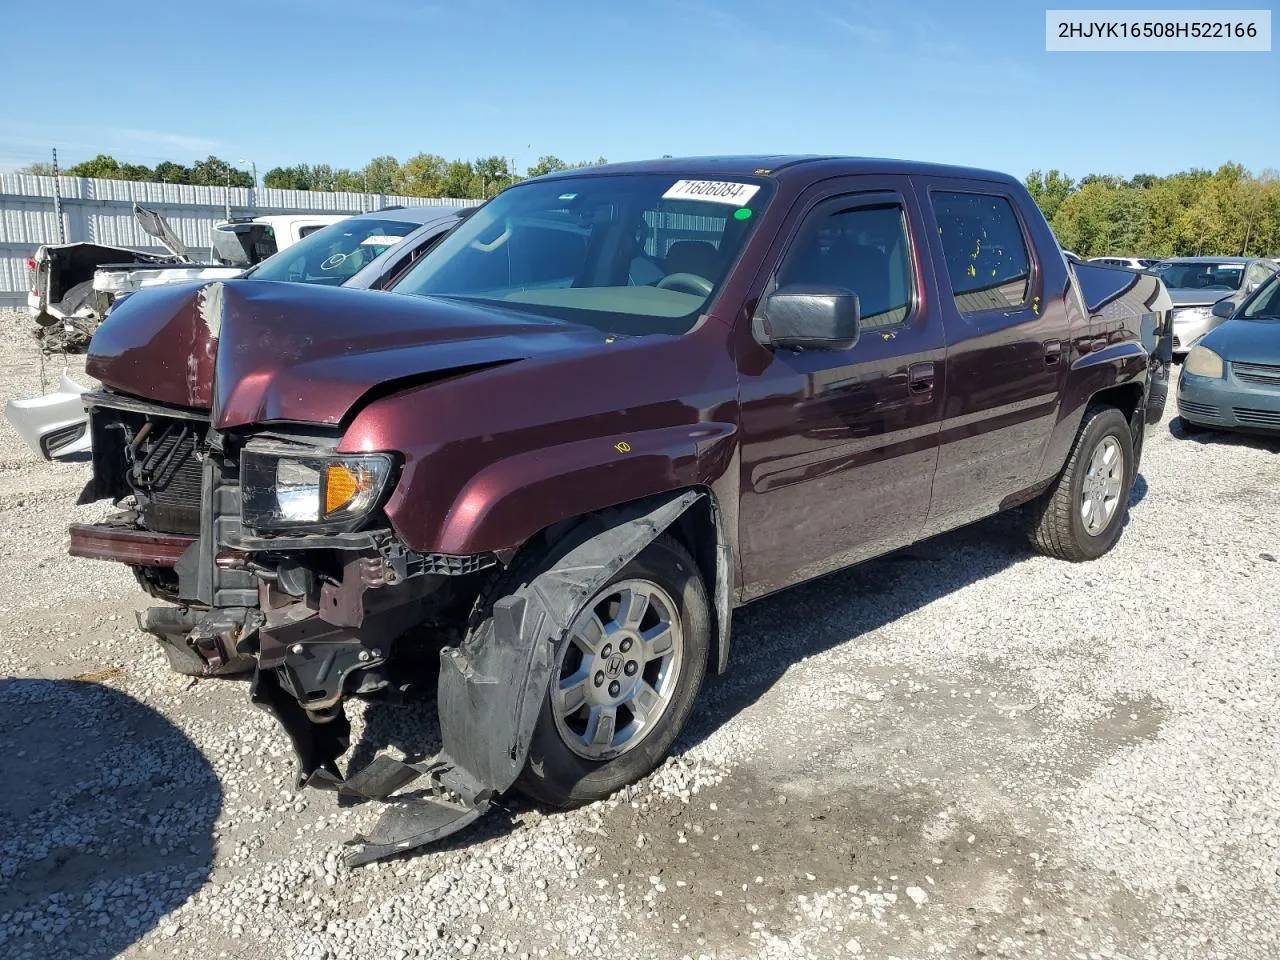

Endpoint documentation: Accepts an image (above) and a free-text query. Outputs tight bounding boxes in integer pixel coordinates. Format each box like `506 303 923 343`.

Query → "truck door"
912 179 1069 536
736 180 947 600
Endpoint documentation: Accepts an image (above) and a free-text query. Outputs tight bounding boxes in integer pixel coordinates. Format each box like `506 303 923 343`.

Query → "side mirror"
756 284 861 351
1210 300 1235 320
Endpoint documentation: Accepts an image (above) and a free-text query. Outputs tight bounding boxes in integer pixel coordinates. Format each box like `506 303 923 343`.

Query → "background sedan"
1177 273 1280 434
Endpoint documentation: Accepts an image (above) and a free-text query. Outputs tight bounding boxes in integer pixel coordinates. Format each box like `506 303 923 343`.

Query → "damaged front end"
72 389 702 865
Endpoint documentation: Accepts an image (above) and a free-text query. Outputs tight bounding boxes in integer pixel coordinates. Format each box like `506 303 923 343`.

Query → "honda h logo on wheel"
605 654 625 678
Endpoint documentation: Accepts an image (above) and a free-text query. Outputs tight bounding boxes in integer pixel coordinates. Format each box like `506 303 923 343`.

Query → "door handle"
1043 339 1062 365
907 361 935 396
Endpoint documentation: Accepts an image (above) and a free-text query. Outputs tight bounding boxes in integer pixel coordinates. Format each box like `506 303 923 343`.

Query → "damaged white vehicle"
27 204 350 347
9 204 468 462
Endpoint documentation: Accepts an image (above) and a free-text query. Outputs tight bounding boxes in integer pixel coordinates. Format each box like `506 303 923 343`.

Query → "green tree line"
18 152 605 199
22 153 1275 253
22 154 254 187
258 153 606 198
1027 163 1280 258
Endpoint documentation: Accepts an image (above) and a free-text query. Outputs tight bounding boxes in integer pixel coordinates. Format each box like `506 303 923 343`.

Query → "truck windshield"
1153 261 1245 291
245 217 420 285
392 173 772 336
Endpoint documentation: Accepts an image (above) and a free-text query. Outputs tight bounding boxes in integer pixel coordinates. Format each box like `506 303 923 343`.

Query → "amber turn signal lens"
323 463 365 516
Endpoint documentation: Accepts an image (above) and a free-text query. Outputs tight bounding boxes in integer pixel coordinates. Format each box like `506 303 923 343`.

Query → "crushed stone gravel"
0 307 1277 959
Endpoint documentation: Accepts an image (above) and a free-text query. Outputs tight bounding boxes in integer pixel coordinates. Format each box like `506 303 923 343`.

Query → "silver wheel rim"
1080 435 1125 536
552 578 684 761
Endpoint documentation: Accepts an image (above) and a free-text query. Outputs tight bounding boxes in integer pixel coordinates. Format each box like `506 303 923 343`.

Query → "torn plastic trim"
338 489 704 866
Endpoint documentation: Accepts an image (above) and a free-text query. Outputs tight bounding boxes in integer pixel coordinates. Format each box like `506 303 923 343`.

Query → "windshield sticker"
360 235 402 246
733 208 753 221
662 179 760 207
558 193 577 201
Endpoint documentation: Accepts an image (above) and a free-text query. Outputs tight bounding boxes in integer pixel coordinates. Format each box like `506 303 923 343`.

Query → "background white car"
1088 256 1162 270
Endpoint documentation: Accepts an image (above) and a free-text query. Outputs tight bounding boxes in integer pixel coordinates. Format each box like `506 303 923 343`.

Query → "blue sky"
1 0 1275 180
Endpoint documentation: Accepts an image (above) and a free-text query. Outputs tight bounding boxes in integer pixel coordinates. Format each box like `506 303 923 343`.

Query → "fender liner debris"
338 489 704 866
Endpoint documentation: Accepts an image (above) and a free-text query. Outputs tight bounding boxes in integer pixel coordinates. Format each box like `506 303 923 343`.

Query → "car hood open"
86 279 609 429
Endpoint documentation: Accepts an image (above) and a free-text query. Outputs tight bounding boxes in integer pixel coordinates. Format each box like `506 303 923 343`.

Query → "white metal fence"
0 175 470 307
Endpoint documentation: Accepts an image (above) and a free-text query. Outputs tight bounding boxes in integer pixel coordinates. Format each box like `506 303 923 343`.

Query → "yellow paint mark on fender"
614 441 632 453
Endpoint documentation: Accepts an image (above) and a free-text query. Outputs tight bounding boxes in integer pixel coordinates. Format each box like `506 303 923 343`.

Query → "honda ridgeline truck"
68 156 1173 863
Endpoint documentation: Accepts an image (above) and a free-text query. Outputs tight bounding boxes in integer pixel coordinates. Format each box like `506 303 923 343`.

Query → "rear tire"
1027 405 1134 562
516 534 709 808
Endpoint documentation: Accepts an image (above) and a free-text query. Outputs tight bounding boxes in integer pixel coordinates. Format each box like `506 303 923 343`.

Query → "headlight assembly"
1183 344 1225 379
240 447 394 531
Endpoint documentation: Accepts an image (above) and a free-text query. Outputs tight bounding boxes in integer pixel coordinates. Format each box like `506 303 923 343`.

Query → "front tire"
518 534 709 808
1027 405 1134 562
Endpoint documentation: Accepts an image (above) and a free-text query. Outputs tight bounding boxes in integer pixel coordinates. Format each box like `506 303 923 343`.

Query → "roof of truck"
536 155 1022 186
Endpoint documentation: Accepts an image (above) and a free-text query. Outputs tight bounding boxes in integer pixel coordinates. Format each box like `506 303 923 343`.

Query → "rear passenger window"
778 203 913 329
932 192 1031 314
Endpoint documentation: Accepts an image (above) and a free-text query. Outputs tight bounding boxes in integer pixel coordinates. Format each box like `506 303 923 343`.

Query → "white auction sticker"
361 235 403 246
662 180 760 206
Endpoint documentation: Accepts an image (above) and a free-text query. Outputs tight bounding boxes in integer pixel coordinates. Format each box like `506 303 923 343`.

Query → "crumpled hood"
87 279 609 428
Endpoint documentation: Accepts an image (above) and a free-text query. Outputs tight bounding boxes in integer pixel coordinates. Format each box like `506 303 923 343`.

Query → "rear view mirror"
1211 300 1235 320
757 284 861 351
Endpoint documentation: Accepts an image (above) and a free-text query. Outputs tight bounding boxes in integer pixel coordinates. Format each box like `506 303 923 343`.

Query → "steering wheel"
656 272 713 296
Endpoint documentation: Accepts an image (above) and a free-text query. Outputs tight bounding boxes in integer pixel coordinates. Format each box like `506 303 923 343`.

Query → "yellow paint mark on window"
614 441 632 454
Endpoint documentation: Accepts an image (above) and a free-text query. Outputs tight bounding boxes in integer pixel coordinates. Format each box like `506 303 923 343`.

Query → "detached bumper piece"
333 755 497 868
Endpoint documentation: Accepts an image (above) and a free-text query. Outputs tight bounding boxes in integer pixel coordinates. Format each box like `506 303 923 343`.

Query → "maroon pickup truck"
70 156 1172 862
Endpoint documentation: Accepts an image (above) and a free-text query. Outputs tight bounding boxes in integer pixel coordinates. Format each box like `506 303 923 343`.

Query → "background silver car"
1153 256 1278 356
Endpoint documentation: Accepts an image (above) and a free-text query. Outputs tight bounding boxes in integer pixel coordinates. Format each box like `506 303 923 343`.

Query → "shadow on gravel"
1168 416 1280 452
0 677 219 960
679 511 1040 753
1129 472 1149 507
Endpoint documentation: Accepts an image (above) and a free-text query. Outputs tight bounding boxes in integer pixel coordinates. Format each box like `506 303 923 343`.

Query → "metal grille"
1233 407 1280 427
1233 362 1280 387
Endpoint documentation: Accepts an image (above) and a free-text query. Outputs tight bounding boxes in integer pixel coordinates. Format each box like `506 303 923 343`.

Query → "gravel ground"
0 306 1278 960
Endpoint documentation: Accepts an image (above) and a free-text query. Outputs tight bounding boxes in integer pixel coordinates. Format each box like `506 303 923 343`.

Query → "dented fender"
428 424 737 557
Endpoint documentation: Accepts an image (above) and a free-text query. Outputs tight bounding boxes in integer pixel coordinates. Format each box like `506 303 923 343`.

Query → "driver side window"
777 201 914 329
